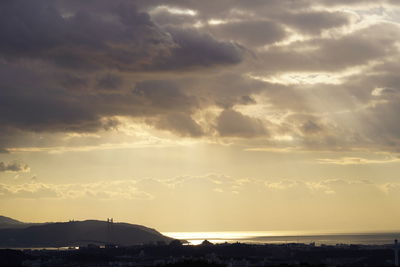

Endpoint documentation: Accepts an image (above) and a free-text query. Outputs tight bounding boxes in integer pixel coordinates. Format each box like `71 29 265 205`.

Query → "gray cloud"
0 0 243 71
317 0 400 6
279 11 351 35
133 80 198 112
301 120 323 135
0 0 399 152
216 109 268 138
258 23 400 73
0 0 247 145
188 73 264 109
0 162 30 173
96 74 124 91
209 20 287 46
157 27 244 70
151 113 203 137
150 7 198 27
0 0 166 70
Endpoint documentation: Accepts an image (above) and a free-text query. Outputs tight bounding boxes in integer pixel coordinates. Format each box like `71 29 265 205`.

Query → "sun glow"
163 231 295 245
162 230 369 245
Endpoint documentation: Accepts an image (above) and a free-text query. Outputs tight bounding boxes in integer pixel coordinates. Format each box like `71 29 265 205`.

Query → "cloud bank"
0 0 399 153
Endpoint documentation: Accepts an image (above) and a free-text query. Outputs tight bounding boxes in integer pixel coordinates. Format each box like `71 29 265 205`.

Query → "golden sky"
1 0 400 232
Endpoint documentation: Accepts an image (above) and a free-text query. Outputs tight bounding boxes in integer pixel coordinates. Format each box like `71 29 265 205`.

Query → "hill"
0 216 23 225
0 218 173 248
0 216 42 229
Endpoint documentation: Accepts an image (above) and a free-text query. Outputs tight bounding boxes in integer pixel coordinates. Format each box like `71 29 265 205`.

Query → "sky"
1 0 400 232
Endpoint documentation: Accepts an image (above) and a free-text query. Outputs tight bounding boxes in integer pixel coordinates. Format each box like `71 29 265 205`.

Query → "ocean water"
162 231 400 246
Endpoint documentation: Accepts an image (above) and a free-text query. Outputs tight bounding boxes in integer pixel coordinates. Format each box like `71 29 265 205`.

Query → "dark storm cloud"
0 0 246 144
156 27 244 70
133 80 198 112
0 64 197 134
0 0 400 151
0 0 243 71
0 0 169 70
96 74 123 91
59 74 88 90
0 66 102 133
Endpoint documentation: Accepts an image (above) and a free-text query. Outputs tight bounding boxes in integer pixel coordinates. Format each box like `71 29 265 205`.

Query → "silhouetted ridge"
0 216 23 225
0 218 172 248
0 216 43 230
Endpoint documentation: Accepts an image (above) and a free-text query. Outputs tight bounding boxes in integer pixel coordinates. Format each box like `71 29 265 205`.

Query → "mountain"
0 216 41 229
0 216 23 225
0 218 173 248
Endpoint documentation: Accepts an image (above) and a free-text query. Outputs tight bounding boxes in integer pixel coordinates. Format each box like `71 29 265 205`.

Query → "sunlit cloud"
1 0 400 232
150 6 198 16
318 156 400 165
0 180 153 200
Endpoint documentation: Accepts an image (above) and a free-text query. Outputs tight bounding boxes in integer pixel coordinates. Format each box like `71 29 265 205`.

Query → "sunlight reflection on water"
163 231 312 245
162 231 400 245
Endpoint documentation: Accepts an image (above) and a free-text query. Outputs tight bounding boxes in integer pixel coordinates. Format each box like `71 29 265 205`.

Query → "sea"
162 231 400 246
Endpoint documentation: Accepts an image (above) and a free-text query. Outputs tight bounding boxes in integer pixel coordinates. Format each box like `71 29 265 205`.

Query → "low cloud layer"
0 180 151 200
3 174 400 230
3 174 397 200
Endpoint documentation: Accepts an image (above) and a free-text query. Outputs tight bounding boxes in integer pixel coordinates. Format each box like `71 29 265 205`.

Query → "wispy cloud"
0 180 153 200
317 156 400 165
0 162 30 173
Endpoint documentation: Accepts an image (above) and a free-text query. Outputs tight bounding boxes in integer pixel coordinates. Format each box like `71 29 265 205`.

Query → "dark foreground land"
0 241 397 267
